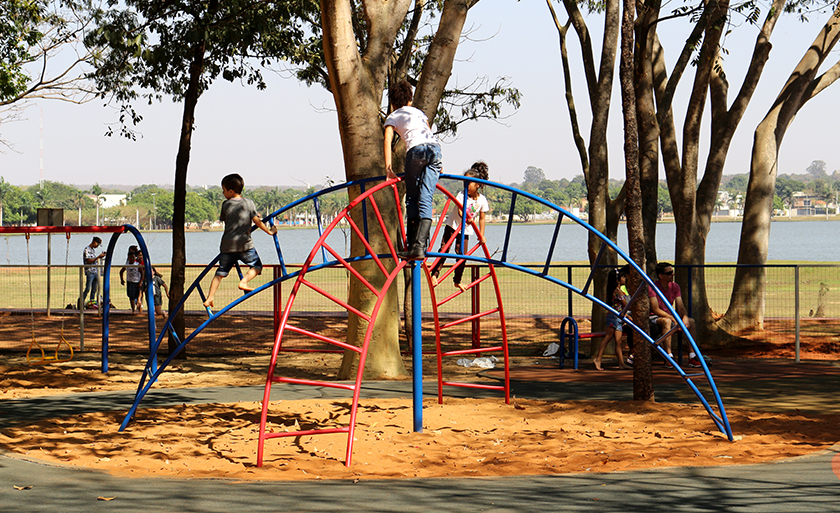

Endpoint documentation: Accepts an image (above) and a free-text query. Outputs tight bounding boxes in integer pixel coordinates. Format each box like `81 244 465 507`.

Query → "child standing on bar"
429 162 490 291
203 173 277 308
384 80 443 260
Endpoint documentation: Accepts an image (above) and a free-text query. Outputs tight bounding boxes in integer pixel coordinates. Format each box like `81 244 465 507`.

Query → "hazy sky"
2 1 839 189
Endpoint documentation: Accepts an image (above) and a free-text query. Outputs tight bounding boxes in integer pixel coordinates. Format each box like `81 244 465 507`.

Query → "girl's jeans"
404 143 442 219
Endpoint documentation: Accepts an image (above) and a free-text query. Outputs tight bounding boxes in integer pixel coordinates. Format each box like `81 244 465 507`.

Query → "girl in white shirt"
384 80 443 260
430 162 490 292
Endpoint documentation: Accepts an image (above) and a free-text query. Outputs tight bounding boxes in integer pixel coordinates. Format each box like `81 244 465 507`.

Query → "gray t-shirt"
219 197 259 253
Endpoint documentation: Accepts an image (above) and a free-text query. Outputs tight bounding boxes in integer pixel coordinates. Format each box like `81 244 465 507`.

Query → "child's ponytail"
468 161 489 181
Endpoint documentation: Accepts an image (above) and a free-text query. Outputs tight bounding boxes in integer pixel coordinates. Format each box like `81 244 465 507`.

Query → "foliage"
283 1 520 138
0 0 44 102
1 0 98 139
523 166 546 185
84 0 309 138
0 167 836 227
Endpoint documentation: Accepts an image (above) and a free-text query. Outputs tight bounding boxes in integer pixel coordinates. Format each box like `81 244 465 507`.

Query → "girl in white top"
384 80 443 260
430 162 490 292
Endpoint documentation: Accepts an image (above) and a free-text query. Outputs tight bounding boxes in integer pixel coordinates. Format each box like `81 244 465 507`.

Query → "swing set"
23 230 75 364
0 220 153 368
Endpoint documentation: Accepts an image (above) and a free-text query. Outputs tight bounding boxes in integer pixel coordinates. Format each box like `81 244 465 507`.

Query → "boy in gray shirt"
203 173 277 308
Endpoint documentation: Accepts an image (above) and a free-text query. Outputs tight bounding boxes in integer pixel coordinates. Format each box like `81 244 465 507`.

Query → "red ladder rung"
441 307 499 329
441 345 503 357
284 324 363 354
271 377 356 391
263 426 351 440
435 272 492 307
301 278 372 322
441 381 506 391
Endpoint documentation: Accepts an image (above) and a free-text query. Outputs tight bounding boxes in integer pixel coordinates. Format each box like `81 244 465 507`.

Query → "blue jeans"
83 272 99 303
404 143 442 219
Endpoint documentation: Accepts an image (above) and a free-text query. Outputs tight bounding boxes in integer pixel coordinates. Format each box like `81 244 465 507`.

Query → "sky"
2 0 840 190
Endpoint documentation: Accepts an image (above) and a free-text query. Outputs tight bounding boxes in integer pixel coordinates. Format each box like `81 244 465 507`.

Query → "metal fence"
0 263 837 358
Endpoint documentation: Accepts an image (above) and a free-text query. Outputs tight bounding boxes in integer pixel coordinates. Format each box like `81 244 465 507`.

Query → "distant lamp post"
96 195 102 225
151 193 157 230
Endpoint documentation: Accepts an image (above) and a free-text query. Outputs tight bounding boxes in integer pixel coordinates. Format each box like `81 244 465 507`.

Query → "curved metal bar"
426 182 510 405
434 175 732 441
99 225 156 375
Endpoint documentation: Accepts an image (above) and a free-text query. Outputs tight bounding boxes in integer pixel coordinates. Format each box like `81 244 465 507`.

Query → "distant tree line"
5 161 836 229
433 160 840 222
436 165 673 222
0 179 349 229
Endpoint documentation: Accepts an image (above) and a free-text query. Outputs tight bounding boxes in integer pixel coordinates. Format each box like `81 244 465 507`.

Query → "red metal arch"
258 178 510 467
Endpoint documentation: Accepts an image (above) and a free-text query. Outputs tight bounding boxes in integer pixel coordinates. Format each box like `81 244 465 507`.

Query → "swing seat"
27 335 74 366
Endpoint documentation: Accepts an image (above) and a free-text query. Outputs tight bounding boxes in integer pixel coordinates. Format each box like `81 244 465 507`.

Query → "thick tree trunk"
322 0 411 380
573 0 619 352
168 40 205 357
690 0 781 342
724 3 840 331
321 0 472 379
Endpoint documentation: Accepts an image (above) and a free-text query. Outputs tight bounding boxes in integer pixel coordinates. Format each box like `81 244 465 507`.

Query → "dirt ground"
3 343 840 481
2 308 840 481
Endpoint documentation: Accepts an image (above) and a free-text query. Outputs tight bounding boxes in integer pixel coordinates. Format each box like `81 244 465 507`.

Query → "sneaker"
625 355 634 366
688 356 701 368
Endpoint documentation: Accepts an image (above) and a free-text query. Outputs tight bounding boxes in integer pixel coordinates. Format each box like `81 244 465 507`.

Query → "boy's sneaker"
688 356 701 368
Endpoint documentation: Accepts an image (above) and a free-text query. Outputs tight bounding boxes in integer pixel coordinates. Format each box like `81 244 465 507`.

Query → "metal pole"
46 233 52 316
795 265 800 363
471 264 480 350
79 266 85 352
567 266 573 318
273 266 282 340
411 260 423 433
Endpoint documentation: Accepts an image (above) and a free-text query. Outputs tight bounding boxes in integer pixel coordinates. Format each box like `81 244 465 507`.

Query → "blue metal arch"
100 225 158 374
119 175 732 442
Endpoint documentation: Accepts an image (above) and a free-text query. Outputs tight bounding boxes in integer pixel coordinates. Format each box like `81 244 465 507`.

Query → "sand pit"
2 396 839 481
3 353 840 481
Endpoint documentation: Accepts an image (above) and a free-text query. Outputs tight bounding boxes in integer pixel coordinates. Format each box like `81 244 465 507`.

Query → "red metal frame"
426 186 510 405
0 226 126 234
257 179 510 468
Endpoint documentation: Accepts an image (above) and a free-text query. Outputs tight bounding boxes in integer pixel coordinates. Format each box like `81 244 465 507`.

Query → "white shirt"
443 191 489 237
384 106 439 151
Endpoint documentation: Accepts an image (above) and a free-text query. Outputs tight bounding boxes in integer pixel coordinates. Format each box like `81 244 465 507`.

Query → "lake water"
3 219 837 266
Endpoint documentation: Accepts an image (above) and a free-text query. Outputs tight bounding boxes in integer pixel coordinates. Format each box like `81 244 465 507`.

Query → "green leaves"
87 0 313 134
0 0 46 101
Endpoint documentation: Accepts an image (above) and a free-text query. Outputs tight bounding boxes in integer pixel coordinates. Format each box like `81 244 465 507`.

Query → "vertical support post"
567 266 573 318
273 265 282 340
411 260 423 433
471 264 480 350
79 266 85 352
47 233 52 316
795 265 800 364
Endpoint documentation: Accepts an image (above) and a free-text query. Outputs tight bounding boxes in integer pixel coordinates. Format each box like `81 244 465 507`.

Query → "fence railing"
0 263 837 358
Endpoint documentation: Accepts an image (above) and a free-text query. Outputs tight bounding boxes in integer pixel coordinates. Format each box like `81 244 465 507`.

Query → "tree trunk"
686 0 782 342
556 0 620 353
621 0 652 401
168 40 205 357
322 0 411 380
724 3 840 331
322 0 473 379
636 16 661 277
